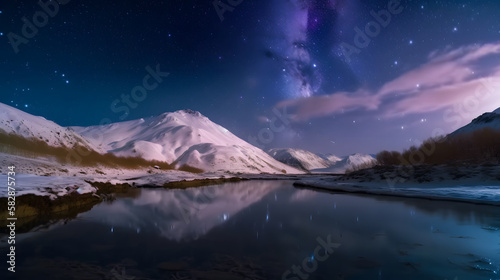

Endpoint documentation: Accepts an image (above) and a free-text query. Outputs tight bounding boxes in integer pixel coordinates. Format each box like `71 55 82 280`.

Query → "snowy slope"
0 173 96 199
0 102 96 150
267 148 331 171
450 107 500 136
312 153 377 174
320 153 342 164
72 110 302 174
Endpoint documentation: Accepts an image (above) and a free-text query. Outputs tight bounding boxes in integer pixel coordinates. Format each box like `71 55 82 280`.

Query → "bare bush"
376 128 500 166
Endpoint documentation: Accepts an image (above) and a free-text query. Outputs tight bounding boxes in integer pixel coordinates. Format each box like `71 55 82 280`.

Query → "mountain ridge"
0 102 97 151
0 102 301 174
267 148 331 171
450 107 500 136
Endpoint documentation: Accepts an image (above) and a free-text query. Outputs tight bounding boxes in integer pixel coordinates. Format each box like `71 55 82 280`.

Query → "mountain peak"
181 109 201 115
156 109 206 121
175 109 204 117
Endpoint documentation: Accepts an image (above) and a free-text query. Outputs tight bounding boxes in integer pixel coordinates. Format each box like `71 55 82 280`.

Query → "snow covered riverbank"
295 165 500 205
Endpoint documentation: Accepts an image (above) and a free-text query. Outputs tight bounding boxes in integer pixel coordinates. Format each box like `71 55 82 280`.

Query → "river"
2 180 500 279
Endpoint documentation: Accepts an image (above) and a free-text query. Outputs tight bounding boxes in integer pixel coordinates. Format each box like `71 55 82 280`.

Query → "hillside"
267 148 331 171
0 102 96 150
312 153 377 174
450 107 500 136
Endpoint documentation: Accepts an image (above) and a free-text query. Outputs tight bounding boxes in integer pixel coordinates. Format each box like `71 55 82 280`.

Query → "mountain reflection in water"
2 180 499 280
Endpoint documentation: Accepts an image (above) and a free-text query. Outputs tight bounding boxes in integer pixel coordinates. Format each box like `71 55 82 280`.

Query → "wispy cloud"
275 42 500 122
276 89 378 121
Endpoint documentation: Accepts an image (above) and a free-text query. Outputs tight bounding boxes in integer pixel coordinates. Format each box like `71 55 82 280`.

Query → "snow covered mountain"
320 153 342 164
267 148 331 171
0 102 96 150
450 107 500 136
312 153 377 174
71 110 301 174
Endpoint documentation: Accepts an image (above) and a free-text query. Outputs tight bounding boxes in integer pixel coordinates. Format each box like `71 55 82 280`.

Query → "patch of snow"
0 174 96 199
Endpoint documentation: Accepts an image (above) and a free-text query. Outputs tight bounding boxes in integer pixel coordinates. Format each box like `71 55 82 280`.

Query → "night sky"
1 0 500 156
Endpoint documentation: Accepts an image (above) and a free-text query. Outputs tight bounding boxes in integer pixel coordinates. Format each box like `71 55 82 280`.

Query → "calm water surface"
2 180 500 280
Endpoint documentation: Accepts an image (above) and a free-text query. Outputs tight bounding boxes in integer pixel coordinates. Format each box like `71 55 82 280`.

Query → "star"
453 27 458 32
394 61 398 65
313 63 317 68
409 40 414 45
65 80 69 84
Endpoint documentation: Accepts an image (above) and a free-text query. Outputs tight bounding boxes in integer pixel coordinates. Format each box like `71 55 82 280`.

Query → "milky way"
266 0 359 98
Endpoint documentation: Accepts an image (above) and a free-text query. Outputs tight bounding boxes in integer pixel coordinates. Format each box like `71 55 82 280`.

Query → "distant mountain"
320 153 342 164
267 148 331 171
72 110 302 174
450 108 500 136
0 102 96 150
312 153 377 174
